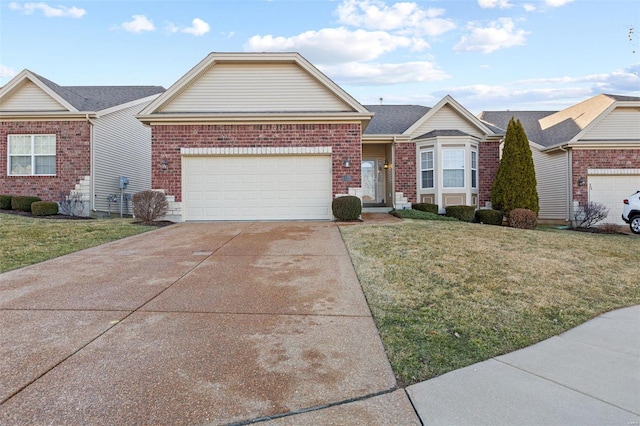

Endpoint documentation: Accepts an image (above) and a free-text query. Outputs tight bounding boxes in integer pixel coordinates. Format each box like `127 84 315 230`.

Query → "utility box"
119 176 129 190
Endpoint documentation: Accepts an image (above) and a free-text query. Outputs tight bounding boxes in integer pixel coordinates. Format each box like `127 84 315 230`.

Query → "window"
420 151 434 188
471 150 477 189
442 149 464 188
8 135 56 176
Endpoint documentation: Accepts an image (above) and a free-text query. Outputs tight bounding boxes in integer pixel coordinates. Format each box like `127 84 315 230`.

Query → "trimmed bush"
391 209 457 221
475 209 504 226
0 195 12 210
132 190 169 223
11 196 42 212
332 195 362 221
507 208 538 229
412 202 439 214
31 201 59 216
444 205 476 222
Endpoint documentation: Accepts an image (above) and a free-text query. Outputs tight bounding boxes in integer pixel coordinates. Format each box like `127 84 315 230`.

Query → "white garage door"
589 174 640 224
183 155 332 221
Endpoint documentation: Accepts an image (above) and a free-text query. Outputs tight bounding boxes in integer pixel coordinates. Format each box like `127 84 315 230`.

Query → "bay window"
442 149 464 188
8 135 56 176
420 150 434 189
471 150 477 189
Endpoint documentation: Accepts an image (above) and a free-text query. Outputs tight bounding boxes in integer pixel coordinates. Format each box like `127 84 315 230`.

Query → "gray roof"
478 111 556 146
603 94 640 102
413 129 474 140
33 72 165 111
363 105 430 134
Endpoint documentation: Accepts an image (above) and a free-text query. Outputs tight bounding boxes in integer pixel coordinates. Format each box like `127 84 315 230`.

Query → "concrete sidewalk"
407 305 640 425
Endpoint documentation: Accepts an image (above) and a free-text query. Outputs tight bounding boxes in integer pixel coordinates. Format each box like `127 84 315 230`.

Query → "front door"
361 159 378 204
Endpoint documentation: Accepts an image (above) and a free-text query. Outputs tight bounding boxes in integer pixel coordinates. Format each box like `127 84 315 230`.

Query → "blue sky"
1 0 638 113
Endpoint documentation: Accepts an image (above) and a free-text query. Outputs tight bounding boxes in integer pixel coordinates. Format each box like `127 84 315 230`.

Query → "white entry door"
183 155 332 221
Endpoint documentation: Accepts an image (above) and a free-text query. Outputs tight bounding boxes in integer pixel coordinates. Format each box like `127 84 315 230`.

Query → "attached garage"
183 154 332 221
588 171 640 224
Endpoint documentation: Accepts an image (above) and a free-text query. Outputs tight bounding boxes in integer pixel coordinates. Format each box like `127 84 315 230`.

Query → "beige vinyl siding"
160 63 352 113
582 108 640 140
0 81 66 112
410 105 483 138
534 148 569 220
93 101 153 214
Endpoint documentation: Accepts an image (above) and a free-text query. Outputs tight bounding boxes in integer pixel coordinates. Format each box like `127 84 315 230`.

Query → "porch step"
362 207 393 213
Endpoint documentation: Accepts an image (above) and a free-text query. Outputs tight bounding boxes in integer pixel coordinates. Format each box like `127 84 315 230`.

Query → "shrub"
507 208 538 229
574 201 609 229
599 223 620 234
444 205 476 222
475 209 504 225
11 196 42 212
412 203 439 214
0 195 12 210
332 196 362 221
391 209 457 221
132 190 169 223
31 201 59 216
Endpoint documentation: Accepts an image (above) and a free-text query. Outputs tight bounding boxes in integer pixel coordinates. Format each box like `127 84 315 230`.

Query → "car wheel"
631 215 640 234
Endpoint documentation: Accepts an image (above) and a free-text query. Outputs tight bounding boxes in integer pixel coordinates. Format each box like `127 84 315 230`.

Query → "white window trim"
442 148 465 188
420 150 435 189
7 134 57 177
471 150 478 189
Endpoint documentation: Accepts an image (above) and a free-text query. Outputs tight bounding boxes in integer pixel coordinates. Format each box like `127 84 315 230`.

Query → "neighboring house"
138 52 501 222
0 70 165 216
479 94 640 225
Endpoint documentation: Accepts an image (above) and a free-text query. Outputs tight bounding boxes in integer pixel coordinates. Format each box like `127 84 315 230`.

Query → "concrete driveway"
0 222 419 425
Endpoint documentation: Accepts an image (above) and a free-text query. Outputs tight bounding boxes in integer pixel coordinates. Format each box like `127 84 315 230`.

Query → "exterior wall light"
343 158 350 168
384 160 391 169
160 158 169 170
577 176 585 186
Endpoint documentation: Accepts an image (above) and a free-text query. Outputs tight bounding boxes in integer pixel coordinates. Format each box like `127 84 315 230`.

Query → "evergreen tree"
491 117 539 214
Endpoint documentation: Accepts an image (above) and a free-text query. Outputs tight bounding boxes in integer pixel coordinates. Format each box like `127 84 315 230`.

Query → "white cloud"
121 15 155 33
454 18 529 53
523 4 537 12
0 65 18 79
335 0 455 37
319 61 451 85
8 2 85 18
181 18 210 36
478 0 513 9
545 0 574 7
245 27 424 64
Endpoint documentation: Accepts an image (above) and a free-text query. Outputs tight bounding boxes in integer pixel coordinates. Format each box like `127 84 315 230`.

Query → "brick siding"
572 148 640 206
151 123 362 201
393 142 417 203
0 121 91 202
478 140 501 207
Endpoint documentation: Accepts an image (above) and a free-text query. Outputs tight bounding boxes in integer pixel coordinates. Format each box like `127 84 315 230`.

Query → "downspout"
392 136 397 209
86 113 97 212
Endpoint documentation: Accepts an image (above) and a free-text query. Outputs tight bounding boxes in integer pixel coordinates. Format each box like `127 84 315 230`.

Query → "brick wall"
478 140 501 207
393 142 417 203
0 121 91 201
151 123 362 201
572 148 640 206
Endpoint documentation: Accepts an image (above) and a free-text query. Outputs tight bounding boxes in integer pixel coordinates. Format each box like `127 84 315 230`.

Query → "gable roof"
0 69 165 114
138 52 372 125
363 105 430 134
479 94 640 148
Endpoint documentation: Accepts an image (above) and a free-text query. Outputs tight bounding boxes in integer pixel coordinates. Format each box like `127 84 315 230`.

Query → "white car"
622 191 640 234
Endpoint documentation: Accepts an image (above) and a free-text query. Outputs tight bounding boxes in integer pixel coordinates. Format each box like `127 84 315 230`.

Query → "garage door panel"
589 174 640 225
183 155 332 221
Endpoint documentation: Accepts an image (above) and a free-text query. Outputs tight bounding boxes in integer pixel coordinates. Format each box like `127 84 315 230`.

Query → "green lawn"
340 219 640 386
0 213 155 273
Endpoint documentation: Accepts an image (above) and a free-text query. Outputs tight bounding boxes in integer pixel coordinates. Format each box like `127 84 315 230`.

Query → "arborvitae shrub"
0 195 12 210
507 208 538 229
444 205 476 222
412 203 439 214
132 190 169 223
475 209 504 225
332 196 362 221
31 201 59 216
11 196 42 212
